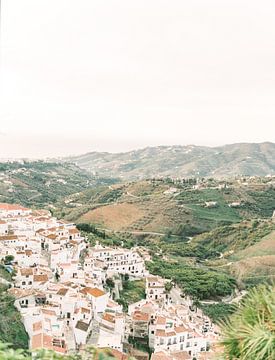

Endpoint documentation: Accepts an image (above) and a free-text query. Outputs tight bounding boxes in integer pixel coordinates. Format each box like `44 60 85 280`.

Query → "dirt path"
98 227 179 238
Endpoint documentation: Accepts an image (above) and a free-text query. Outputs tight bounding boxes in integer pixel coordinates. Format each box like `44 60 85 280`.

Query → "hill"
54 176 275 288
65 142 275 179
0 161 117 207
56 177 275 236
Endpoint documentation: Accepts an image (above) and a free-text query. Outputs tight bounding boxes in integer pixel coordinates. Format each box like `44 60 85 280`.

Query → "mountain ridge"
65 142 275 179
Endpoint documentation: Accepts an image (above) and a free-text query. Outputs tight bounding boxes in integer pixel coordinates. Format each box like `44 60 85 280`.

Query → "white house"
80 287 108 315
0 203 32 217
0 220 8 235
89 245 146 277
146 276 170 304
97 312 125 351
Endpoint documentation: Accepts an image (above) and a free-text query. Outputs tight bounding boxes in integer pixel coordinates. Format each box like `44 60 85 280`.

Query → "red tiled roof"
69 228 79 234
132 311 150 322
0 235 18 241
156 316 166 325
31 333 66 353
0 203 29 211
81 287 105 298
103 312 115 323
20 268 34 276
57 288 68 296
33 274 48 282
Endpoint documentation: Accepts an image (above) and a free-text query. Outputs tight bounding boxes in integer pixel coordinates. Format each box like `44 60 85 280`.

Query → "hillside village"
0 202 221 360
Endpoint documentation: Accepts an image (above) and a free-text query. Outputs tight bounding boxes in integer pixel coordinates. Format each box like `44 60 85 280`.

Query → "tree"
3 255 14 265
0 343 135 360
164 282 173 293
54 270 60 282
221 284 275 360
0 342 29 360
106 278 115 290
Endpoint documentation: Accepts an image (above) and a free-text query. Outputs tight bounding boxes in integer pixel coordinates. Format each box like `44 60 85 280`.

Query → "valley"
52 176 275 294
0 161 118 207
0 157 274 358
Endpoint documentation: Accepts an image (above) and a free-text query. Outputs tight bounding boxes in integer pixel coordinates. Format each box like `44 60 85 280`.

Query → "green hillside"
56 177 275 235
0 161 117 207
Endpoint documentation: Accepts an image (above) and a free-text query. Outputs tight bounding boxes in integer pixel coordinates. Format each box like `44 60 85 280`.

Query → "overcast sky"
0 0 274 158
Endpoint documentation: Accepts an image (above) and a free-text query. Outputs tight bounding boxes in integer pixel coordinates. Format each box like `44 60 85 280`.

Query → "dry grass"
79 203 145 231
234 230 275 259
230 255 275 281
229 231 275 281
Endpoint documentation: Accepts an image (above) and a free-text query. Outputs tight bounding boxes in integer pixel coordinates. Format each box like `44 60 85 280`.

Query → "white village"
0 202 221 360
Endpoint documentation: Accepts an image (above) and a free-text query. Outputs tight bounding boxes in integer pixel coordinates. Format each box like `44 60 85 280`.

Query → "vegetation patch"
201 303 237 324
0 285 29 349
147 258 236 300
0 265 13 282
0 161 117 207
118 279 146 311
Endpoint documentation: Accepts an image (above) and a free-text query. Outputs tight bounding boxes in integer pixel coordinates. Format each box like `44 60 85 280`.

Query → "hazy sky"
0 0 275 158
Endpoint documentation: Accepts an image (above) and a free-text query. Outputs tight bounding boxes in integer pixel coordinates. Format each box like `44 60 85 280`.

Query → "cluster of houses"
125 276 221 360
0 202 221 359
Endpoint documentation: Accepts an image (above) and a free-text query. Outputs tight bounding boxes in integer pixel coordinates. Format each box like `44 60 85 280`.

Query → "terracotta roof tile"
34 274 48 282
81 287 105 297
20 268 34 276
103 312 115 323
0 203 29 211
57 288 68 296
0 235 18 241
132 311 150 322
